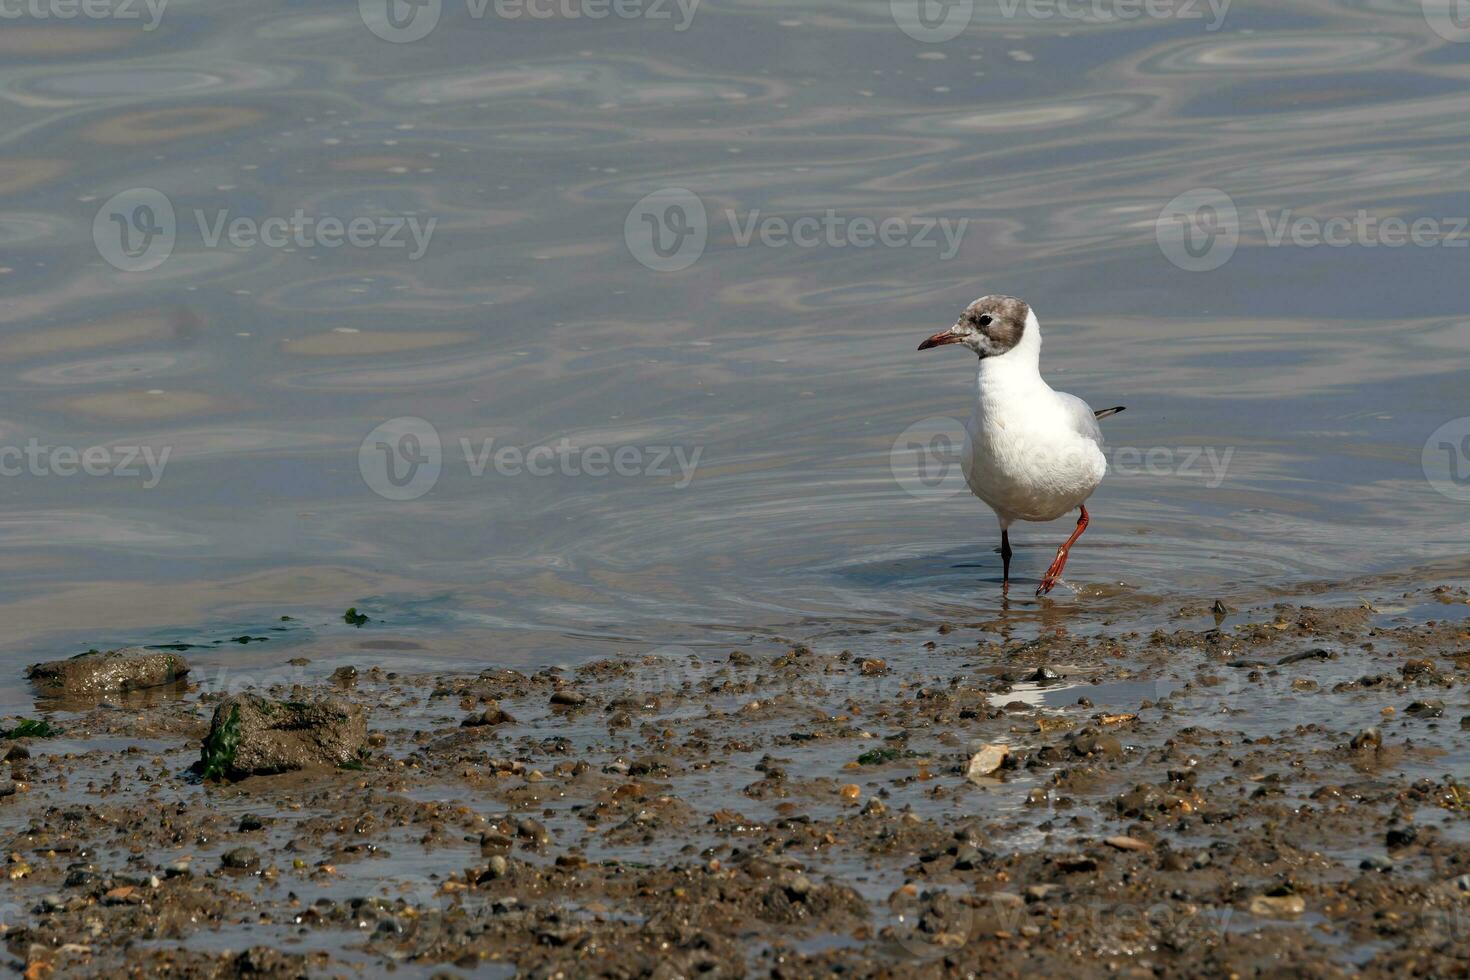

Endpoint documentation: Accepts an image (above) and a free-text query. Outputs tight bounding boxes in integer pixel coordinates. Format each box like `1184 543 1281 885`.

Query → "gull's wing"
1057 391 1107 445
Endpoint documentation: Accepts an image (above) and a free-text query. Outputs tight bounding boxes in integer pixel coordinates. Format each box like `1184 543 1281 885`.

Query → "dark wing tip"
1093 406 1126 419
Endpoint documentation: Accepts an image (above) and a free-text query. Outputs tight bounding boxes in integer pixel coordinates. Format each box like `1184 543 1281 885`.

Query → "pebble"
220 847 261 871
549 690 587 707
1406 700 1444 718
1350 727 1382 751
1386 826 1418 849
1104 835 1151 852
1249 893 1305 917
516 817 551 845
462 703 515 726
965 744 1009 782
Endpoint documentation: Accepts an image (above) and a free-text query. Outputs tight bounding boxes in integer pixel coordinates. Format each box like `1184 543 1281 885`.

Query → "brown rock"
26 647 189 697
201 694 366 779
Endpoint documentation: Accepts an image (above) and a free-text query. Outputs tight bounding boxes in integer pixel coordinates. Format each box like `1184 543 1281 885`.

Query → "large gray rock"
200 694 366 780
26 647 189 697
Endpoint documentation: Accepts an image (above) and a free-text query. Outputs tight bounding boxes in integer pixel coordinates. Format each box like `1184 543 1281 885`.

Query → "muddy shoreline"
3 580 1470 977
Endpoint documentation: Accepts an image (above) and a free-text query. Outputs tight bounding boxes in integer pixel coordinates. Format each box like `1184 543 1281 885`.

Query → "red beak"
918 331 962 351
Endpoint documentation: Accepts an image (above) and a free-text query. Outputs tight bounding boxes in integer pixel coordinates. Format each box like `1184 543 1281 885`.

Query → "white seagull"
917 295 1123 596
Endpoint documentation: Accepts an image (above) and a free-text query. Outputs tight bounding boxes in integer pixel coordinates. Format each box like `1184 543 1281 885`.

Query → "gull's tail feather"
1093 406 1125 420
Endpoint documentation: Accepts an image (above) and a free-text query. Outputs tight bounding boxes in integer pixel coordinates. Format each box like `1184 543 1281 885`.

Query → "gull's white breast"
961 381 1107 524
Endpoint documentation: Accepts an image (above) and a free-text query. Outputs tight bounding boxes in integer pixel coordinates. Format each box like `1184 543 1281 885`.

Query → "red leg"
1000 528 1012 596
1036 506 1089 596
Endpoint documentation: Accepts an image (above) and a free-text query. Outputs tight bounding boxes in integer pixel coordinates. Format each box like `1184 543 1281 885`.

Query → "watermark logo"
94 187 175 272
94 189 437 271
360 0 441 42
891 0 974 42
0 0 168 29
1156 188 1238 272
892 416 969 499
626 188 969 271
1424 0 1470 43
625 188 708 272
360 417 443 501
361 0 699 42
1423 417 1470 502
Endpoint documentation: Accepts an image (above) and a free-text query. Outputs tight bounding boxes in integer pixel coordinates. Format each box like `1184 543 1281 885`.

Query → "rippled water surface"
1 0 1468 692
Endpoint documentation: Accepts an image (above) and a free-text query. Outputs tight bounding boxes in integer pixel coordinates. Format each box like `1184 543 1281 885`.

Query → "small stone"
484 855 509 879
238 814 265 832
966 744 1009 782
1406 700 1444 718
1249 893 1305 917
1026 667 1061 683
462 702 515 727
1104 835 1151 852
549 690 587 707
1359 856 1393 872
859 659 887 676
515 817 550 845
1056 855 1097 873
1069 730 1124 760
862 798 886 816
1023 884 1057 902
786 873 812 897
1386 826 1418 849
840 783 861 801
220 847 260 871
1350 727 1381 752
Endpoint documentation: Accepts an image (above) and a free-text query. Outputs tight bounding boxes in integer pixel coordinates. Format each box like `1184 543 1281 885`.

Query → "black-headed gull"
918 295 1123 596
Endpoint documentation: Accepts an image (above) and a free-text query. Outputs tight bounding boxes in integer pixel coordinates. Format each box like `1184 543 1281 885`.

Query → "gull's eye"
978 314 992 327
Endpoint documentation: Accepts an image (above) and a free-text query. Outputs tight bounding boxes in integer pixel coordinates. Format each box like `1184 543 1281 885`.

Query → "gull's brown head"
917 295 1031 358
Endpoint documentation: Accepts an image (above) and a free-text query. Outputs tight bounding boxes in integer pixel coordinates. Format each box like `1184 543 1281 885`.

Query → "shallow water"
0 0 1468 694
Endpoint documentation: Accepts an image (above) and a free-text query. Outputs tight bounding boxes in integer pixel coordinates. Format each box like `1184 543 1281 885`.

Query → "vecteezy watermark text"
359 0 700 43
0 439 170 488
890 416 1233 499
358 417 703 500
0 0 167 29
1157 187 1470 271
889 0 1229 42
93 188 436 272
625 188 969 272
